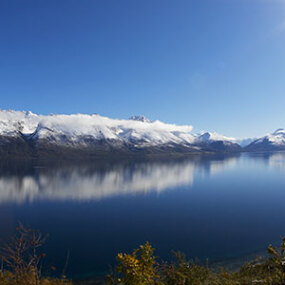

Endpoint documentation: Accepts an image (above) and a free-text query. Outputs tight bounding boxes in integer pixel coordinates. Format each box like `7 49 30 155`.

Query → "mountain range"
0 110 284 159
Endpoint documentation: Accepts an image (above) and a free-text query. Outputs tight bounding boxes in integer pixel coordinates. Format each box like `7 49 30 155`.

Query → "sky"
0 0 285 138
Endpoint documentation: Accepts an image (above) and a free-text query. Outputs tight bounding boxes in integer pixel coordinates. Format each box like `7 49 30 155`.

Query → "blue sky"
0 0 285 138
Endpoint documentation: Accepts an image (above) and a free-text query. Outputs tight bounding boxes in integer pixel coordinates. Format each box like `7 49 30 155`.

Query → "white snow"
0 110 196 146
2 110 285 150
0 110 42 135
267 129 285 145
0 109 242 147
196 131 235 143
35 114 195 146
252 129 285 146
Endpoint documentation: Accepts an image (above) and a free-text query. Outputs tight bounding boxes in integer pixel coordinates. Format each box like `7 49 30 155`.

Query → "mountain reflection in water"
0 155 240 203
0 152 285 278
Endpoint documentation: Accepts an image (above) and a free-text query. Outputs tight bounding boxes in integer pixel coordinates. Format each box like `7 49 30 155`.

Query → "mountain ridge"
0 110 283 158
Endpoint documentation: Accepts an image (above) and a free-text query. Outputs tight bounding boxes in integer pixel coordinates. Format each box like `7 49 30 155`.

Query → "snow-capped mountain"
129 115 152 123
192 131 241 152
0 110 43 136
245 129 285 151
0 110 242 158
195 132 235 143
28 112 197 148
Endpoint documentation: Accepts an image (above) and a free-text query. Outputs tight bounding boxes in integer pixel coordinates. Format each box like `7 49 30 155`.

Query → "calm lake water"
0 152 285 278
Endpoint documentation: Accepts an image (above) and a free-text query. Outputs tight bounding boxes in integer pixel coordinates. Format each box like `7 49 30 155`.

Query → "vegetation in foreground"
0 224 71 285
2 226 285 284
107 240 285 285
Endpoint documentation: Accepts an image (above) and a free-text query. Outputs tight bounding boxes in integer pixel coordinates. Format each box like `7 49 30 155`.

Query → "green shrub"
107 242 159 285
107 238 285 285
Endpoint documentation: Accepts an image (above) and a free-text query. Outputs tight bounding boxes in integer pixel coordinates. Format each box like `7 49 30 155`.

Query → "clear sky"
0 0 285 138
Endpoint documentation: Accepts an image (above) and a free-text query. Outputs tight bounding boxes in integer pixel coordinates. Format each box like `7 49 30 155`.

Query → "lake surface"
0 152 285 278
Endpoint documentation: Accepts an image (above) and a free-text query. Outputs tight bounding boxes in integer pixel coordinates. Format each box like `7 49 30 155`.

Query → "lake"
0 152 285 279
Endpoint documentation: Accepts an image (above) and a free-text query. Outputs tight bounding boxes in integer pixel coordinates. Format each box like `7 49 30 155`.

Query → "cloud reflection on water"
0 152 283 204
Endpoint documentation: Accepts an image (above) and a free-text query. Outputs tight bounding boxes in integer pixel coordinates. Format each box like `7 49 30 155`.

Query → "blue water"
0 152 285 278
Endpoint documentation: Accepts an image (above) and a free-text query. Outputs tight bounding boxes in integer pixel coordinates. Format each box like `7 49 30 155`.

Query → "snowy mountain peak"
245 128 285 151
267 129 285 144
198 132 211 141
197 131 235 142
0 109 42 135
273 128 285 135
129 115 152 123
